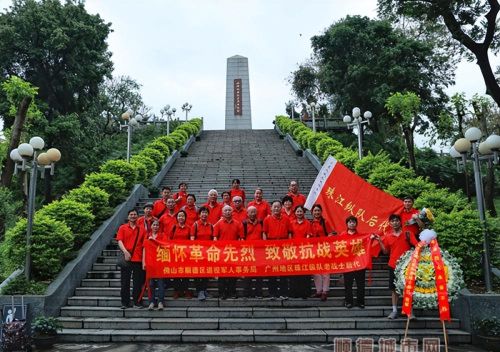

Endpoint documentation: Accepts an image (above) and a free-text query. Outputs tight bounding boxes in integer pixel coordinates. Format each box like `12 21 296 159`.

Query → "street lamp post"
306 102 317 132
343 107 372 159
120 109 138 162
181 103 192 121
452 128 500 292
10 137 61 280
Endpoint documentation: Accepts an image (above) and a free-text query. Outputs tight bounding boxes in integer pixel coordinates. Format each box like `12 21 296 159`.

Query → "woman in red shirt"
289 205 313 299
310 204 336 301
181 194 199 227
170 210 193 299
281 195 296 223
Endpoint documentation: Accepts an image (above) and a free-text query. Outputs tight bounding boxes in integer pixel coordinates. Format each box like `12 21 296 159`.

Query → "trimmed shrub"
178 122 198 135
354 151 391 180
276 115 294 134
65 185 112 221
335 148 359 171
433 209 483 281
0 276 47 295
83 172 127 205
386 176 436 200
100 159 138 190
168 134 185 149
307 132 330 155
316 139 343 161
296 129 313 150
155 135 177 152
38 199 95 248
171 128 189 141
147 140 170 158
139 148 164 170
415 188 469 216
130 160 149 184
131 155 157 180
322 144 346 162
291 124 309 139
2 215 73 281
368 163 416 190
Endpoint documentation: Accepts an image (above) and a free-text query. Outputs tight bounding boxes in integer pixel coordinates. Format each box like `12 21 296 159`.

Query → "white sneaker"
157 302 164 310
148 303 154 311
388 311 398 319
198 291 206 301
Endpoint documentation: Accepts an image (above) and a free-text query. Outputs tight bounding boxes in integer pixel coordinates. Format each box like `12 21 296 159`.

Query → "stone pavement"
46 343 488 352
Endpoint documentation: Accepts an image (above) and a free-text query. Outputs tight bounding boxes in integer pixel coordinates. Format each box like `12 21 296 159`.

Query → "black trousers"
195 278 208 292
173 278 189 292
344 269 366 305
267 276 289 297
120 261 145 306
242 277 263 297
218 278 237 298
289 275 312 298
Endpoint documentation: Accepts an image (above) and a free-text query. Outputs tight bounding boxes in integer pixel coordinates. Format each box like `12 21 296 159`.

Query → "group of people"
116 179 424 320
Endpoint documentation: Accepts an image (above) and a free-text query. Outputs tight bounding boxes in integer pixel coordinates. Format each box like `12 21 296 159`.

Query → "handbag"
117 227 140 269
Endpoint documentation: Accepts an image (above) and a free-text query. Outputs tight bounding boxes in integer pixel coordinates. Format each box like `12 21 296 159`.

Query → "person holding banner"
373 214 418 319
289 205 313 299
248 188 271 221
170 210 194 299
242 206 264 298
191 207 214 301
116 209 146 309
143 219 166 310
263 200 292 300
310 204 336 301
214 205 244 299
339 216 366 309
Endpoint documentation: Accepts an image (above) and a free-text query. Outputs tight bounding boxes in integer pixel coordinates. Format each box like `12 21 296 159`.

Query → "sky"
1 0 499 138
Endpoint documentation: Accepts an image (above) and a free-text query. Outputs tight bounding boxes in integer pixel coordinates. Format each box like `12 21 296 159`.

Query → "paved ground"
45 343 488 352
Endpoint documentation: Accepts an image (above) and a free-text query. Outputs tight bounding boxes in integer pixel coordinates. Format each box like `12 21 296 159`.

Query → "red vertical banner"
305 156 404 234
430 239 451 321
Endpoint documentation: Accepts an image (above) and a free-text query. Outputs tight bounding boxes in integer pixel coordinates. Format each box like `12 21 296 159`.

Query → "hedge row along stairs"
57 129 471 344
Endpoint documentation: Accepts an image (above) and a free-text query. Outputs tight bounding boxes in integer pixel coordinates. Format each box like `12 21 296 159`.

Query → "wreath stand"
403 316 448 352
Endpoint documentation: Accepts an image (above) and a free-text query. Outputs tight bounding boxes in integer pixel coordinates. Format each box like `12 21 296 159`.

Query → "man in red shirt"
248 188 271 221
191 206 214 301
287 180 307 208
152 186 171 218
232 196 246 223
116 209 145 309
373 214 419 319
173 182 188 212
399 196 424 237
214 205 244 299
158 198 176 234
242 206 263 298
203 189 223 225
263 200 291 300
137 203 155 237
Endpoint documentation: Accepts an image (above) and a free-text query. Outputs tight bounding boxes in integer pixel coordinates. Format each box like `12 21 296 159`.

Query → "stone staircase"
57 129 471 344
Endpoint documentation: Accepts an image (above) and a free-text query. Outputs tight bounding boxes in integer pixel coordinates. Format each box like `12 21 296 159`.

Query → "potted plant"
32 315 62 349
473 316 500 352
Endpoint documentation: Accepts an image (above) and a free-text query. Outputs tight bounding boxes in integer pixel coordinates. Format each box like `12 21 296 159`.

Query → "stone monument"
225 55 252 129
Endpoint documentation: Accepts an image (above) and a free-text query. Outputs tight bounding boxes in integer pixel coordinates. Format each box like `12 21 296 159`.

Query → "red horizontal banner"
144 236 373 278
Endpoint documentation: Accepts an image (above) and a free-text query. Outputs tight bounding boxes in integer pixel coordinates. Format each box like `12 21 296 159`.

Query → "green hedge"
147 140 170 158
131 155 157 180
65 185 112 221
83 172 127 206
100 159 138 190
139 147 163 170
155 135 177 151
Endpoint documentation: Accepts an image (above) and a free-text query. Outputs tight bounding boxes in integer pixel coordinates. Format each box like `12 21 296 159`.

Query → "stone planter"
475 335 500 352
32 334 57 349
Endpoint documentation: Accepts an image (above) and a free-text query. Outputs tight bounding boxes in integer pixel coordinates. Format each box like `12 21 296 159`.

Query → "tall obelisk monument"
225 55 252 129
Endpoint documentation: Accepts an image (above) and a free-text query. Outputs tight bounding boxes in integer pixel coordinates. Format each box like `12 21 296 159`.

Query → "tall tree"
378 0 500 107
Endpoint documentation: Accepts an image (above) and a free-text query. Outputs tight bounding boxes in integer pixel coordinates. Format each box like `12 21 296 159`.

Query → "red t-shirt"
281 208 296 223
288 192 306 208
310 218 334 237
174 191 188 212
247 200 271 221
382 228 419 268
191 220 213 240
232 207 247 223
263 215 291 240
137 215 155 236
400 208 421 234
116 223 145 262
181 205 198 227
230 188 246 203
214 218 243 241
170 223 191 240
152 199 168 218
203 202 223 225
158 212 176 234
147 231 167 242
243 219 263 240
290 219 312 239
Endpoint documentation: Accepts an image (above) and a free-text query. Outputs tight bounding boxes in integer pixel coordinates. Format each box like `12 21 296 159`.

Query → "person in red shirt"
309 204 336 301
399 196 424 237
263 200 291 300
116 209 145 309
338 216 367 309
220 191 233 208
232 196 247 223
173 182 188 212
159 198 176 234
190 206 214 301
214 205 244 299
373 214 419 319
137 203 155 237
181 194 198 226
289 205 313 299
248 188 271 221
241 206 264 298
169 210 193 299
142 219 166 310
281 195 296 223
152 186 171 218
287 180 307 208
203 189 223 225
229 178 246 204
